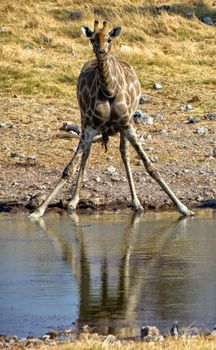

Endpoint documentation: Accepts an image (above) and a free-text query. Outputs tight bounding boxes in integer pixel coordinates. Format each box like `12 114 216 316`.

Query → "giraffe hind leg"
123 125 194 217
120 133 144 213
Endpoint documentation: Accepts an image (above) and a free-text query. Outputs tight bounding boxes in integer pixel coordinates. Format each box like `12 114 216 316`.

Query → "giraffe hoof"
28 208 45 219
177 204 195 217
133 205 144 214
67 204 77 213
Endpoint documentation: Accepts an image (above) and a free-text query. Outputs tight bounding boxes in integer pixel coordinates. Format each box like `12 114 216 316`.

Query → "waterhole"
0 209 215 337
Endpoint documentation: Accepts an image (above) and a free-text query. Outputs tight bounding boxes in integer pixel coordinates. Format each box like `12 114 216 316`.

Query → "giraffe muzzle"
97 48 106 55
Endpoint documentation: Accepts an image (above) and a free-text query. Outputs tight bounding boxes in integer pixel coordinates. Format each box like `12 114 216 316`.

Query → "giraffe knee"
145 163 161 180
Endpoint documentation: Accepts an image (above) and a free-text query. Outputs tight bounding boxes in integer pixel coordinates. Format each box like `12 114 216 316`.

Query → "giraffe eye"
107 38 111 43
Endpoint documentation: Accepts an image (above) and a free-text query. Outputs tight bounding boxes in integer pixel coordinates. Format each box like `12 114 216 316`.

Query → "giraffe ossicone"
29 20 194 218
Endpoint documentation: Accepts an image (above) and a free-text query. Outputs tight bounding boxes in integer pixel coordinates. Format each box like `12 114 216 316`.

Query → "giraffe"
29 20 194 218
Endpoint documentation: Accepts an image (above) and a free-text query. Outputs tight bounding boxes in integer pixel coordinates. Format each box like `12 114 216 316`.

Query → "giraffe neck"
97 55 118 98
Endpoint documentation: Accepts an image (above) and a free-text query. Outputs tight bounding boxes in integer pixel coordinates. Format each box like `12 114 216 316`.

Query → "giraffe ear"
109 27 121 38
81 26 93 38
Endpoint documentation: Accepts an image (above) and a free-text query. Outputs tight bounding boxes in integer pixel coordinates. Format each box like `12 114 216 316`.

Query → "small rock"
195 127 208 135
111 174 121 182
180 104 193 111
207 156 215 162
154 83 162 90
203 113 216 120
69 11 82 20
185 116 199 123
202 16 214 26
170 321 179 339
43 35 52 44
41 335 50 341
26 155 36 161
150 155 158 163
59 122 81 135
0 123 6 128
156 5 172 12
106 165 116 174
159 128 168 135
133 110 143 124
103 334 117 344
10 151 21 158
136 159 142 166
83 175 88 183
0 27 10 33
45 64 53 69
142 115 154 126
140 326 162 342
133 110 153 125
46 331 60 339
139 96 151 104
213 148 216 157
93 175 101 183
155 112 164 120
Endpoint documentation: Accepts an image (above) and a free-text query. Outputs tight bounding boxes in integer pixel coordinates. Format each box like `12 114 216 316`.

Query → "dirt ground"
0 95 215 215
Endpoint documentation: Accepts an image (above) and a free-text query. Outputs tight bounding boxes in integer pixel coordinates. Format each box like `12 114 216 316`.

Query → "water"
0 209 216 337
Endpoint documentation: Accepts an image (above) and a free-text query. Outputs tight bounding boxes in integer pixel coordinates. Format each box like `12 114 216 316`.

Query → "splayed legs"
29 127 97 218
122 126 194 217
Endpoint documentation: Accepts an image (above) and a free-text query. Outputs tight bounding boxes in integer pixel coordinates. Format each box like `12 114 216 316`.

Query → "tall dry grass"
0 0 215 112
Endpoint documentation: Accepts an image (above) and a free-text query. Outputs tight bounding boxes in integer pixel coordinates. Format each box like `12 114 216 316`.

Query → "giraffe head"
81 20 121 57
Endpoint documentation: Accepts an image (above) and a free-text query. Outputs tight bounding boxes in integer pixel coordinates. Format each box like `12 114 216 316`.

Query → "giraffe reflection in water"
32 212 198 337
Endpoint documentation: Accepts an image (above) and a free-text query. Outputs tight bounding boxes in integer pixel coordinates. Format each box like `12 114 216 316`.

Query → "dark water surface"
0 209 216 337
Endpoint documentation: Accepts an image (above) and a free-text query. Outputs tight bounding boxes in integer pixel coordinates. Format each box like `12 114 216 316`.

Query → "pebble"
139 96 151 104
103 334 117 344
195 127 208 135
154 83 162 90
140 326 163 342
180 104 193 111
133 110 153 125
26 155 36 161
159 128 168 135
111 174 121 182
93 175 101 183
10 151 21 158
45 64 53 69
0 27 10 33
142 115 154 125
106 166 116 174
202 16 214 25
150 155 158 163
185 116 199 123
133 110 143 124
203 113 216 120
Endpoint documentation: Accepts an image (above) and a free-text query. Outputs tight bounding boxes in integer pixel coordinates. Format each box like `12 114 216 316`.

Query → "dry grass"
0 0 216 113
15 335 216 350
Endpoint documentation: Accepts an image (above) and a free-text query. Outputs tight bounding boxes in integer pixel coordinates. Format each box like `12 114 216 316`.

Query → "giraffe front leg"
29 145 82 218
120 133 144 213
123 126 194 217
67 146 91 212
29 127 97 218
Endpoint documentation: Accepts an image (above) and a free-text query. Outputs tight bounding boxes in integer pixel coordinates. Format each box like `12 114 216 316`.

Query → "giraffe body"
78 56 141 137
29 21 194 218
